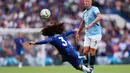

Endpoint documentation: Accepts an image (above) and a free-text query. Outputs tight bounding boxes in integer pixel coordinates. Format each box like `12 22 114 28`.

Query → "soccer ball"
40 9 51 19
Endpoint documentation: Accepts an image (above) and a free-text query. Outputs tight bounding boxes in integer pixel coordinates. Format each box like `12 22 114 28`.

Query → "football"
40 9 51 19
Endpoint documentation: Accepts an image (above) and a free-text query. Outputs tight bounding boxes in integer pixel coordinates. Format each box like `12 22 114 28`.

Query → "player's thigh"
69 58 82 70
61 50 78 61
89 35 102 49
67 47 79 59
61 55 69 61
90 48 96 56
83 36 91 54
83 46 90 55
15 50 20 56
84 36 91 47
15 49 24 56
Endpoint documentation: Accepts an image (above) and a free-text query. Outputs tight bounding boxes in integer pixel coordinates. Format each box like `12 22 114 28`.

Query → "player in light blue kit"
29 22 92 73
76 0 102 73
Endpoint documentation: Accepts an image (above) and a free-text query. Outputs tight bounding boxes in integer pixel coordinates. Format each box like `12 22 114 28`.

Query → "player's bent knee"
75 66 82 71
90 51 95 56
83 52 87 55
90 49 96 56
83 47 89 55
83 50 89 55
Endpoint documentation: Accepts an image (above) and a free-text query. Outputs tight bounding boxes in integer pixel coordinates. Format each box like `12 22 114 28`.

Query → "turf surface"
0 65 130 73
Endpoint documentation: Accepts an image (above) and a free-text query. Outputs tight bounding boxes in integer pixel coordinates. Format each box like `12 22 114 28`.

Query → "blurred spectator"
36 48 46 66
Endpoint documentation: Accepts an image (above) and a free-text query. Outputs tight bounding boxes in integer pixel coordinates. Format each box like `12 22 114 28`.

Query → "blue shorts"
62 48 82 69
15 48 24 56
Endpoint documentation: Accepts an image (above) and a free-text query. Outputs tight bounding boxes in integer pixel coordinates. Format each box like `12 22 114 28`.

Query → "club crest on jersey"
20 39 23 43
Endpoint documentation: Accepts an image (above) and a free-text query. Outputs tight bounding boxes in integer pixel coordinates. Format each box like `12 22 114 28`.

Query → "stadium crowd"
0 0 130 66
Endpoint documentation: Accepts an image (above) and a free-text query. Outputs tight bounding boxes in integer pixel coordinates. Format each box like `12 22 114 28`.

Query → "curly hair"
40 22 64 36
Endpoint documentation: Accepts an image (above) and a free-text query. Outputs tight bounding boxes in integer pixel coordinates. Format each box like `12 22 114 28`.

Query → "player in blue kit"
29 22 92 73
14 32 24 68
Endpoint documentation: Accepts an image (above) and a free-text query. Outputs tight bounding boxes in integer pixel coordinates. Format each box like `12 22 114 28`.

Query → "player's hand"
85 23 93 30
75 28 79 32
75 30 80 42
85 26 90 30
29 41 36 45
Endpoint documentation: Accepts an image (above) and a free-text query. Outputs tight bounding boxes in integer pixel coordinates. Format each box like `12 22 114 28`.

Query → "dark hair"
40 22 64 36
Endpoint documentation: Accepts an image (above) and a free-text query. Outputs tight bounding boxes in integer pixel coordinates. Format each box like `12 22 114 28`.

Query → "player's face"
17 32 22 37
84 0 92 8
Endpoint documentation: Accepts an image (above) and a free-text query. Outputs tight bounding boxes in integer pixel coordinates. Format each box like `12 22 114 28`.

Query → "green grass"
0 65 130 73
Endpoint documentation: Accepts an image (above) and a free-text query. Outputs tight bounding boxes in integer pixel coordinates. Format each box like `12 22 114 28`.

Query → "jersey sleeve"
93 7 100 15
62 30 76 37
35 38 52 45
14 38 20 44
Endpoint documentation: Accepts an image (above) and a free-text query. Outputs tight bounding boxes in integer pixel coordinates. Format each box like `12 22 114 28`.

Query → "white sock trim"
82 65 90 72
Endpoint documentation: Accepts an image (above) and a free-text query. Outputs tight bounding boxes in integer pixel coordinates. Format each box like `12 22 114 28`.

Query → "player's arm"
77 19 85 34
62 28 79 37
14 39 17 50
85 14 102 30
75 20 85 41
29 38 52 45
13 43 16 50
85 8 102 30
22 38 26 48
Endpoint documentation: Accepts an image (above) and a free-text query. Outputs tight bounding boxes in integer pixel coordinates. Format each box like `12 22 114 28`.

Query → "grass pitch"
0 65 130 73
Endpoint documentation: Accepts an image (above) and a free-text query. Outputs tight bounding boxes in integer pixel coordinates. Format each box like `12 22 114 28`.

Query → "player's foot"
18 62 22 68
88 68 93 73
82 67 92 73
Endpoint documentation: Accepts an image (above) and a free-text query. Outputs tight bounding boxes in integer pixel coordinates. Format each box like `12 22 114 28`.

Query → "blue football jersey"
35 30 76 55
14 37 24 50
35 29 83 69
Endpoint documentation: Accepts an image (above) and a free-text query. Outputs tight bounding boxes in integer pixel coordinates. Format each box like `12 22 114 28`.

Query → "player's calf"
75 65 90 72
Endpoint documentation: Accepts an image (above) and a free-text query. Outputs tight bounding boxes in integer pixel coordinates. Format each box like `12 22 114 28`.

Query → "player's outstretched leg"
89 48 96 73
19 55 23 68
88 67 93 73
83 55 89 67
90 55 95 68
74 65 90 72
16 55 23 68
89 55 95 73
68 57 90 72
81 65 90 72
80 55 89 73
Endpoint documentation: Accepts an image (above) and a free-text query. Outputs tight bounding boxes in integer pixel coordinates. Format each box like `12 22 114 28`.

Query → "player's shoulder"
14 37 18 40
92 6 99 10
49 34 60 39
14 37 18 42
21 37 24 40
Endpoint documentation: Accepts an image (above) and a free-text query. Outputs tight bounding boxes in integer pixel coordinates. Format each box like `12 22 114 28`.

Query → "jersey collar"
87 6 92 10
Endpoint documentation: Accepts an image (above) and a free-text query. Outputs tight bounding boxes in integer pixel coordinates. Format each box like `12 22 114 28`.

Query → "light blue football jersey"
83 6 102 36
